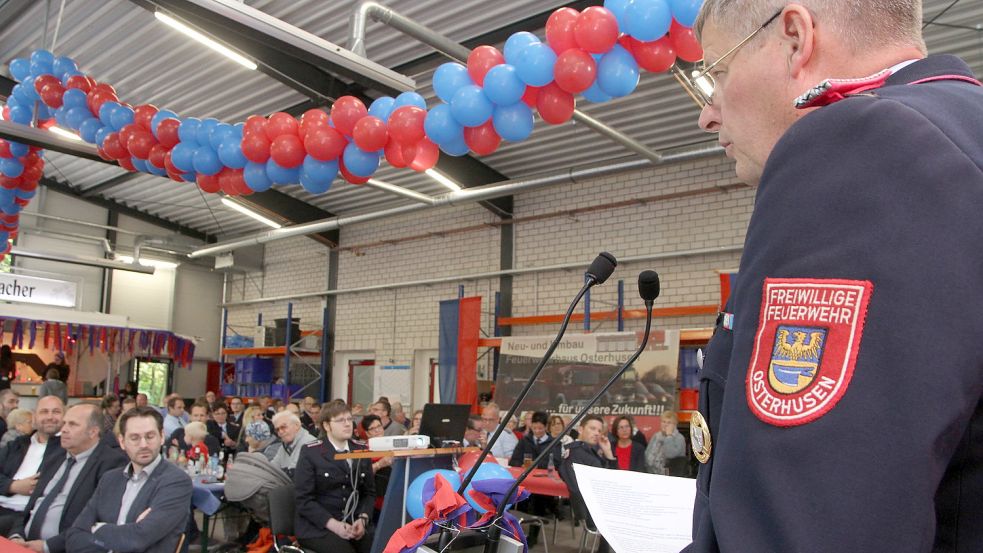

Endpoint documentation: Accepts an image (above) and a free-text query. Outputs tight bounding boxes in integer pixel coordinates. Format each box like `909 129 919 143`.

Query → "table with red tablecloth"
508 467 569 498
0 536 35 552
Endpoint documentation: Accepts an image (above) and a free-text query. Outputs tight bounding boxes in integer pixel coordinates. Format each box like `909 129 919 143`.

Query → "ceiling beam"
81 173 142 198
237 191 339 247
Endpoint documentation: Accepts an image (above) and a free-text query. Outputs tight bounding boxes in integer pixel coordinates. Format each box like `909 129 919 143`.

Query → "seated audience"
119 397 135 414
611 415 646 472
508 410 556 546
183 421 210 465
406 410 423 436
558 415 616 553
390 402 407 427
161 396 185 441
369 401 405 437
167 401 220 460
462 415 483 448
294 401 375 553
8 403 127 553
360 415 392 521
481 403 517 459
208 402 240 460
644 411 687 476
0 389 20 438
269 411 317 477
229 396 245 425
0 397 65 535
1 409 32 448
134 393 148 409
244 421 277 460
64 406 193 553
38 370 67 406
99 396 120 438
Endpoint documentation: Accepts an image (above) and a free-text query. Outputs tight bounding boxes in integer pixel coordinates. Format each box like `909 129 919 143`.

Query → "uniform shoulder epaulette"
306 440 322 447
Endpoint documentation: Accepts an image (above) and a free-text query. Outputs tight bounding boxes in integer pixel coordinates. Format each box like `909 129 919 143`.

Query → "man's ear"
780 4 816 78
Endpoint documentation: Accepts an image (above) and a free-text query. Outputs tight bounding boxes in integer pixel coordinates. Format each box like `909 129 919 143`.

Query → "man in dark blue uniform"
686 2 983 552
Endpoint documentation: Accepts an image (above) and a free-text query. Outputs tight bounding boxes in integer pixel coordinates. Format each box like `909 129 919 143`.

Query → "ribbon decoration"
383 473 472 553
467 479 532 552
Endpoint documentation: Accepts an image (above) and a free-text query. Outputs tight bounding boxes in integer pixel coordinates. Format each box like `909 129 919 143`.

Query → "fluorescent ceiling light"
425 169 462 192
221 197 282 229
116 255 179 270
48 126 82 141
155 11 258 71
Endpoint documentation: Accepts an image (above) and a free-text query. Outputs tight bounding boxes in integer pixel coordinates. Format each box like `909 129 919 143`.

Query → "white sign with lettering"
0 273 77 308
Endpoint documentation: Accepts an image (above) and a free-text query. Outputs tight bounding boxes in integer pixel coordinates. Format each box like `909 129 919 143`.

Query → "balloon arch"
0 0 704 260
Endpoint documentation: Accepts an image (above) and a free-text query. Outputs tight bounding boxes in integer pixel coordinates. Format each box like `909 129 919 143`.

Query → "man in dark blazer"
167 401 220 459
207 402 240 460
8 403 127 552
64 406 192 553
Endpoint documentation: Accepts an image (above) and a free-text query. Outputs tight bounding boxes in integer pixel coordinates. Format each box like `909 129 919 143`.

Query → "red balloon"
96 147 113 161
300 108 330 140
91 83 116 96
147 144 167 169
163 150 179 175
457 451 499 474
0 141 10 158
409 139 439 172
573 7 619 53
86 90 117 115
670 21 703 63
20 178 38 192
383 139 407 168
118 124 140 150
352 116 388 152
39 83 65 108
629 36 676 73
463 120 501 156
467 46 505 87
156 118 181 149
243 115 267 137
0 177 18 189
133 105 159 131
265 112 299 141
33 75 59 95
399 141 419 167
117 157 136 172
618 34 635 55
64 75 92 93
102 133 128 159
554 49 597 94
521 86 541 108
537 83 576 125
232 170 253 195
304 127 347 161
21 165 42 183
166 170 184 183
330 96 368 136
387 106 426 144
217 169 238 195
241 133 271 164
13 197 29 207
545 8 580 55
269 134 305 168
339 159 370 185
198 174 221 194
127 130 156 160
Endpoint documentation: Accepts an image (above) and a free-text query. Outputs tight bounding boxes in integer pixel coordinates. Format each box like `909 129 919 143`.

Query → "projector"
368 434 430 451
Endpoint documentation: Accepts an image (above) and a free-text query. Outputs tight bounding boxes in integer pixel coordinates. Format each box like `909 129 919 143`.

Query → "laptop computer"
418 403 471 447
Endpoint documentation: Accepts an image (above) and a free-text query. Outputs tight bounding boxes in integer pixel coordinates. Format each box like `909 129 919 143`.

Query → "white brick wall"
221 153 754 407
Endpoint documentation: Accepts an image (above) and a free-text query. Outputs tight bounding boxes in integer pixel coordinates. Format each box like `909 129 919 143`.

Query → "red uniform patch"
746 278 873 426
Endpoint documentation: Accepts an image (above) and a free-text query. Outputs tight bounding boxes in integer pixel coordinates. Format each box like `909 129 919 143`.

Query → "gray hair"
695 1 925 54
271 411 301 428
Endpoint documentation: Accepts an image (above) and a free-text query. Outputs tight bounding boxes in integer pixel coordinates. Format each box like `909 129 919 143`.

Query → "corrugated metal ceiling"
1 0 981 239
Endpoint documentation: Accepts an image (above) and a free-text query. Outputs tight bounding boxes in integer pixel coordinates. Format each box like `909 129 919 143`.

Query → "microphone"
455 253 617 496
485 270 661 551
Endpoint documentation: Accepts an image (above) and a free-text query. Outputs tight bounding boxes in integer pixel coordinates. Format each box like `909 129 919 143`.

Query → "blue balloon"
300 156 338 194
59 70 82 86
483 64 525 106
265 159 300 185
597 44 640 98
79 118 103 143
450 85 494 127
243 162 274 192
8 142 28 158
393 91 427 111
407 469 461 520
36 104 51 120
439 138 470 157
0 159 24 178
29 61 51 79
604 0 632 29
514 43 557 87
8 59 30 81
98 102 120 126
367 97 396 122
432 63 473 104
504 32 540 65
217 138 248 169
151 109 179 137
423 103 463 146
492 103 534 142
196 118 220 147
65 107 89 129
1 202 21 216
582 81 613 103
94 127 112 149
14 188 35 200
30 50 54 68
109 105 134 131
178 118 201 145
146 162 167 177
8 105 32 125
53 106 68 127
669 0 702 28
0 232 8 244
131 157 149 173
342 143 380 178
20 76 39 101
192 147 222 176
209 123 235 150
170 143 196 172
11 85 31 106
464 463 515 514
624 0 672 41
181 172 196 183
52 56 78 78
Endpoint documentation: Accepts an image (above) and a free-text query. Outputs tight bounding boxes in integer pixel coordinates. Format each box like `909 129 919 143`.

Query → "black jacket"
0 433 64 496
610 437 646 473
10 442 128 552
558 441 616 524
508 432 554 469
292 439 375 540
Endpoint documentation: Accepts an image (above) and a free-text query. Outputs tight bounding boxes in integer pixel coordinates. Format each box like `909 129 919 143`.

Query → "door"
135 358 171 406
428 358 439 404
347 359 375 408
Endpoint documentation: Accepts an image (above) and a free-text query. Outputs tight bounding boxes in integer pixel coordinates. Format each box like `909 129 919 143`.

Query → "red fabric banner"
456 296 482 412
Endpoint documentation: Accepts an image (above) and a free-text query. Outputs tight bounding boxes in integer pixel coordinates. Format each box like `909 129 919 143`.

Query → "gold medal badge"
690 411 712 463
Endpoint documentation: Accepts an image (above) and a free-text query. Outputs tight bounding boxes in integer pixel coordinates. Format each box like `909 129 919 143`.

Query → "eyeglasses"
330 416 354 424
690 8 783 106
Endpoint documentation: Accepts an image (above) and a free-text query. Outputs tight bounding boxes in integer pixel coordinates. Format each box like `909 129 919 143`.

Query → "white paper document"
572 464 695 553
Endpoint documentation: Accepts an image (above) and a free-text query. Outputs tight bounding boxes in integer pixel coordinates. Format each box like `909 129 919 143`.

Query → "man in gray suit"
64 406 192 553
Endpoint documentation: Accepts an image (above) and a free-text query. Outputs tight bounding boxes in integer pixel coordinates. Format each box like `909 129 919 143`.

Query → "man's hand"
326 518 354 539
223 436 236 447
24 540 44 552
598 434 615 460
136 507 152 522
351 518 366 539
9 474 39 495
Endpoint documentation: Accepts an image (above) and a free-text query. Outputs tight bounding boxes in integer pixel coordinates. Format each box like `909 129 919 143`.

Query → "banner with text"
0 273 77 308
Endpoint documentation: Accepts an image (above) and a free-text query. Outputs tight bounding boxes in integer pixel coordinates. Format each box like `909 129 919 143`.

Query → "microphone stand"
482 299 654 553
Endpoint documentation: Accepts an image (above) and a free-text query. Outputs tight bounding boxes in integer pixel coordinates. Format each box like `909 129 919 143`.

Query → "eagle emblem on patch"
746 278 872 426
